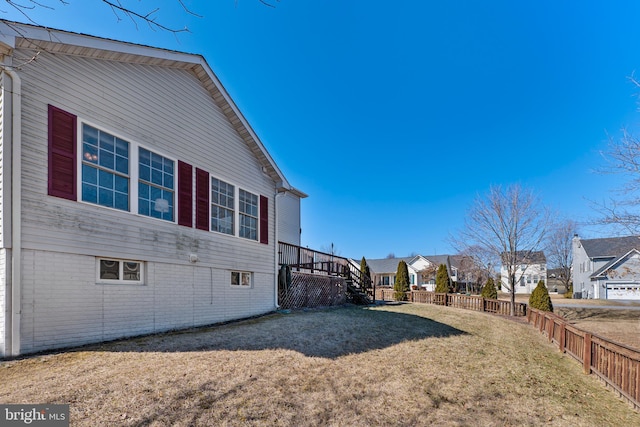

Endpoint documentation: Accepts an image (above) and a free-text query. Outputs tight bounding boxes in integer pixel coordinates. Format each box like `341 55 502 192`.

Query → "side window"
138 148 174 221
211 177 235 235
239 189 258 240
98 258 144 284
81 124 130 211
231 271 252 287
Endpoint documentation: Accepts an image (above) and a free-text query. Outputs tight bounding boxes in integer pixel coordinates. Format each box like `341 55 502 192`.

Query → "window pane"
231 272 240 286
83 124 98 145
83 143 98 164
115 155 128 174
98 169 114 190
123 262 140 281
115 138 128 157
140 164 150 182
99 187 114 207
82 164 97 185
138 149 174 222
99 131 115 152
139 148 151 166
115 192 129 211
82 183 97 203
100 260 120 280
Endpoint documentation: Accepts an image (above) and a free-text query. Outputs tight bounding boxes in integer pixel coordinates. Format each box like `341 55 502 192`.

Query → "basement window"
231 271 252 287
97 258 144 284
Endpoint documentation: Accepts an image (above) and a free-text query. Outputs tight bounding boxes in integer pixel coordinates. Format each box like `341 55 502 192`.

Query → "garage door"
606 283 640 300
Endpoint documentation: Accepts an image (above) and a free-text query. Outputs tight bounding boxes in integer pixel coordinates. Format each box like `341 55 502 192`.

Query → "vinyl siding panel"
0 72 4 248
20 249 276 354
13 48 278 354
18 48 275 268
277 191 301 246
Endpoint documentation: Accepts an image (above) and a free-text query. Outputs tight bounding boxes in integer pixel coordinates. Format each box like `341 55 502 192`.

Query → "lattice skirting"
279 272 346 309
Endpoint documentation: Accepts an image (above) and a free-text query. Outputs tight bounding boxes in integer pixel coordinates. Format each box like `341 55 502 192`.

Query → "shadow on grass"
92 305 468 359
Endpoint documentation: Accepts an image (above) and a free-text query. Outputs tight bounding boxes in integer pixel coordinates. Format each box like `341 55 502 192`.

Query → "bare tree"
455 184 551 315
1 1 201 34
545 219 577 291
457 245 499 290
595 75 640 234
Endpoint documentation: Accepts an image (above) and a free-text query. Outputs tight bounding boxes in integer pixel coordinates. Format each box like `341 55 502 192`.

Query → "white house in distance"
0 21 305 357
366 255 458 291
500 251 547 294
572 234 640 300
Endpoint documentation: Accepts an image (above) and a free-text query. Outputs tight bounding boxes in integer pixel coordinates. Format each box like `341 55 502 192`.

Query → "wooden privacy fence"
528 308 640 410
376 289 527 316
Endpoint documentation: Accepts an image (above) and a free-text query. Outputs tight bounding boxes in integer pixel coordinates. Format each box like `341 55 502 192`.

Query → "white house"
572 234 640 300
500 251 547 294
367 255 454 291
0 21 305 356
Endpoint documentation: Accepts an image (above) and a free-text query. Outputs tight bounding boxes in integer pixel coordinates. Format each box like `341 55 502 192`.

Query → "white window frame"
231 271 253 288
210 175 236 236
96 258 145 285
76 118 178 224
239 188 259 241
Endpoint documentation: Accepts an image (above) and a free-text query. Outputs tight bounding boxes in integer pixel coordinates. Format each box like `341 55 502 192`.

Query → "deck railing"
527 308 640 409
278 241 374 300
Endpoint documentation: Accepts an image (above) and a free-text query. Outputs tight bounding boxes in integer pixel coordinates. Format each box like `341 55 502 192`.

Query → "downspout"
274 191 282 310
4 68 21 356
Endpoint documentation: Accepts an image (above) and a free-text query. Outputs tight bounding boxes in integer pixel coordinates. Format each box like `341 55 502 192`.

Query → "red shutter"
196 168 210 231
48 105 77 200
178 161 193 227
260 195 268 245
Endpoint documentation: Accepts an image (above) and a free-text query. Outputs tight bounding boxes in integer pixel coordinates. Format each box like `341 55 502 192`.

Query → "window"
81 124 130 211
138 148 175 221
239 189 258 240
231 271 252 287
211 177 235 235
382 276 390 286
48 106 271 237
98 258 143 284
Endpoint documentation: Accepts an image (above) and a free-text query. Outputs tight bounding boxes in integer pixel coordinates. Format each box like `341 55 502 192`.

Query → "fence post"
583 333 592 374
481 297 486 312
547 315 553 342
559 322 566 353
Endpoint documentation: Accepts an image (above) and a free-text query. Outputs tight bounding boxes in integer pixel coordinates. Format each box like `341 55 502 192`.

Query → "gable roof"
591 248 640 279
579 235 640 259
366 257 417 274
0 20 306 198
501 250 546 264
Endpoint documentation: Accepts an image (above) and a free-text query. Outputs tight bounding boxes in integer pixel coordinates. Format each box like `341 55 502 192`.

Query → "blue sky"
4 1 640 258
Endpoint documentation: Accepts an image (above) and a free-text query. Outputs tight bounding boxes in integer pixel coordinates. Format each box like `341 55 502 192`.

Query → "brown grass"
1 303 639 426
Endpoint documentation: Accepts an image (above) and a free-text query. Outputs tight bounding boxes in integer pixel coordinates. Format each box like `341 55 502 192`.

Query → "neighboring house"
572 234 640 300
367 255 454 292
546 268 569 294
0 21 305 357
500 251 547 294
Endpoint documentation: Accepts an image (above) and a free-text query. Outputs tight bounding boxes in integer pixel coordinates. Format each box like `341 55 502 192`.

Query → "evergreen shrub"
481 277 498 299
529 280 553 312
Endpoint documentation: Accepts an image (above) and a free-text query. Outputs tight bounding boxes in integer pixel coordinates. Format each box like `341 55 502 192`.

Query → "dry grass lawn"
2 303 640 426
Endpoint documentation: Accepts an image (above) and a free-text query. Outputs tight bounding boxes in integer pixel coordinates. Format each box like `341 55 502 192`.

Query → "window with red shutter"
177 161 193 227
196 168 210 231
48 105 77 200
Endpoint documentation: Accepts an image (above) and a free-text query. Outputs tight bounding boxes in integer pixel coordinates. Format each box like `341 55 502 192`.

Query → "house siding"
19 250 275 354
277 191 301 246
12 47 278 354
